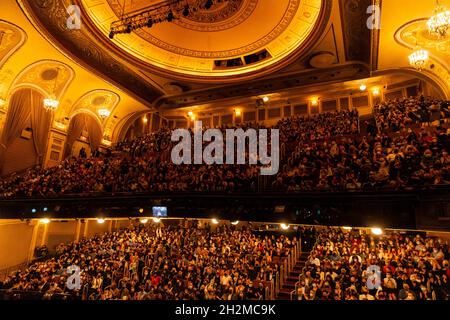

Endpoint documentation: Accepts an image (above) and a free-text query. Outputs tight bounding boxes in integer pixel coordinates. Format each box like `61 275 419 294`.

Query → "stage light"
231 220 239 225
31 208 37 213
140 219 148 224
40 218 50 224
43 207 48 212
153 217 161 223
212 218 219 224
359 84 367 91
97 219 105 224
371 227 383 235
342 226 352 230
280 223 290 230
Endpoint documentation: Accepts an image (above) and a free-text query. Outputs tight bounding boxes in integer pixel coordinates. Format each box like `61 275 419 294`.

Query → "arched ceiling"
82 0 324 78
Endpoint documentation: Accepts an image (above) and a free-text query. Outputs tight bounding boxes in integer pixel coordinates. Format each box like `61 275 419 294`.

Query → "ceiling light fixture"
43 68 60 112
428 0 450 38
98 108 111 119
409 48 429 71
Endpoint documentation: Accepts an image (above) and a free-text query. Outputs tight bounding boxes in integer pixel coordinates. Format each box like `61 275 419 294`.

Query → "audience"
0 96 448 198
297 227 450 300
0 222 296 300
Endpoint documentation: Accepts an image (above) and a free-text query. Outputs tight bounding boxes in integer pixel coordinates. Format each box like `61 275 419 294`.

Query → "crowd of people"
0 222 296 300
296 227 450 300
0 96 448 197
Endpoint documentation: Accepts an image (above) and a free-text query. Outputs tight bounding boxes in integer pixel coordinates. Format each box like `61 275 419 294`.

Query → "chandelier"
43 95 60 111
109 0 236 39
408 48 429 71
427 1 450 38
98 108 111 119
43 67 60 112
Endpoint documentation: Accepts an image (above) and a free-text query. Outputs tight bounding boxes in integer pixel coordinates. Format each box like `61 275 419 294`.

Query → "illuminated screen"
152 206 167 217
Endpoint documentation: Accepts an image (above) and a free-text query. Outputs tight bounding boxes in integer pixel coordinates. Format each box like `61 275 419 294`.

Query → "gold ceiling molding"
80 0 326 78
0 20 27 69
9 59 74 102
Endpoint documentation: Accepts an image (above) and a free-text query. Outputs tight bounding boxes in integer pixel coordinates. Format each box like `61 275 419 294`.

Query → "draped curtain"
0 89 33 171
64 113 103 158
64 114 86 159
87 117 102 152
30 90 52 164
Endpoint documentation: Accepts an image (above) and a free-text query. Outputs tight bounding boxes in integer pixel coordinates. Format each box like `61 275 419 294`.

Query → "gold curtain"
64 114 86 159
30 90 52 164
0 89 32 170
86 116 102 152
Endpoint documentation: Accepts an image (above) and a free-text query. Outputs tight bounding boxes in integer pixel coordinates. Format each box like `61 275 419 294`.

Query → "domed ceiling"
81 0 323 79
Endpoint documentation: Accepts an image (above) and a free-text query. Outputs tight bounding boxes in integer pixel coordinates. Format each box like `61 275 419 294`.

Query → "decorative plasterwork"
67 89 120 138
18 0 163 105
0 20 27 69
81 0 325 77
11 60 75 98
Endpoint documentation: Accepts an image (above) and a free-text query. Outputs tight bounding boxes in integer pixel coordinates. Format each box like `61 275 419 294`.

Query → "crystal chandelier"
427 1 450 38
408 49 429 71
43 68 60 112
43 94 60 111
98 108 111 119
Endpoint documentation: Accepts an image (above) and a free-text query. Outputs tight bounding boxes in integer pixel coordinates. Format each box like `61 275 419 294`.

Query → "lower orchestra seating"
0 223 448 301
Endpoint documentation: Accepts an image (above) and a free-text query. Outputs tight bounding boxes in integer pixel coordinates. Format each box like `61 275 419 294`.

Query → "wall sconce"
234 109 241 116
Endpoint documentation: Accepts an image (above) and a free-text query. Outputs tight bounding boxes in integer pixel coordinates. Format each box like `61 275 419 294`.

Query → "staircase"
277 252 310 300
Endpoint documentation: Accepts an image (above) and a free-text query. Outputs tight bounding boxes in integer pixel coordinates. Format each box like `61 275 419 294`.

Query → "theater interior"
0 0 449 301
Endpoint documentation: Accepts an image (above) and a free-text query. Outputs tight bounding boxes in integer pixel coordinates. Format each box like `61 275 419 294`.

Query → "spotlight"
43 207 48 212
371 227 383 235
109 31 115 39
231 220 239 225
40 218 50 224
183 5 190 17
32 208 37 213
97 219 105 224
167 11 174 22
212 218 219 224
280 223 290 230
205 0 213 10
359 84 367 91
153 217 161 223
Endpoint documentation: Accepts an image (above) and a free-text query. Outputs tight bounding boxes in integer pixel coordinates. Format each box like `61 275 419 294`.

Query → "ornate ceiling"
82 0 323 79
